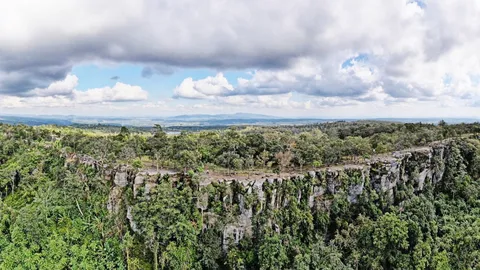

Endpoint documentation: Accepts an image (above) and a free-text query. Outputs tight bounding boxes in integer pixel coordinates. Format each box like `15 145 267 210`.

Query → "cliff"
67 138 471 250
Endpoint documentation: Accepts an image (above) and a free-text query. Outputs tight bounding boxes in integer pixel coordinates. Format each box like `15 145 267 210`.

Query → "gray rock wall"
67 141 452 250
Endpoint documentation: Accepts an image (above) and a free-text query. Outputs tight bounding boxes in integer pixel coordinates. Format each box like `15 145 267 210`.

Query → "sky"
0 0 479 118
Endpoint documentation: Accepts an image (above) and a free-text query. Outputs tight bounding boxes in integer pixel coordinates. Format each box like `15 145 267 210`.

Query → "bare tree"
275 150 293 173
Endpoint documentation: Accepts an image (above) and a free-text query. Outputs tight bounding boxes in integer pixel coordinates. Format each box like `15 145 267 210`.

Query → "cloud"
0 95 74 109
0 0 479 116
27 74 78 97
217 93 311 110
74 82 148 104
172 57 386 104
173 73 234 99
0 75 148 108
141 66 175 78
172 46 480 108
0 64 71 95
110 76 119 80
0 0 446 94
0 96 24 108
233 57 378 98
141 68 154 78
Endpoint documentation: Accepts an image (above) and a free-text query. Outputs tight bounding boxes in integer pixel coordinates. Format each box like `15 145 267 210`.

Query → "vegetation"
0 121 479 269
49 121 480 173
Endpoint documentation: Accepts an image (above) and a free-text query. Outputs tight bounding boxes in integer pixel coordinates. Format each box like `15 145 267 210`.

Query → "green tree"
258 235 288 270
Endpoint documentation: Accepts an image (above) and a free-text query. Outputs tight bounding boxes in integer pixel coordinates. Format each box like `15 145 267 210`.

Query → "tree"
258 235 288 270
91 138 112 163
133 181 199 269
120 146 137 161
257 150 270 170
232 157 244 171
297 157 305 173
176 150 199 173
245 155 255 177
153 150 164 172
148 125 168 156
226 247 246 270
117 126 131 141
310 242 351 270
217 151 240 175
372 213 409 268
161 242 196 270
275 150 293 173
312 160 322 169
132 158 143 169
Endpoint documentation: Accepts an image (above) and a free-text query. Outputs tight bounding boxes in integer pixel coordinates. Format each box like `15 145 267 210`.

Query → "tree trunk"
153 242 159 270
126 248 130 270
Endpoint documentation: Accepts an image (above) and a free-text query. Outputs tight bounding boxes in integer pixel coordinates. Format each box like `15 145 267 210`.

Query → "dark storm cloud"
0 65 71 95
0 0 344 96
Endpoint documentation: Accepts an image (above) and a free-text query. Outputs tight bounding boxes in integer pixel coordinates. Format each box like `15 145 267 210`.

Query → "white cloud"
0 75 148 109
233 57 377 98
173 73 233 99
0 0 480 117
28 74 78 97
0 96 24 108
142 101 168 109
172 44 480 110
218 93 311 110
74 82 148 104
0 95 74 108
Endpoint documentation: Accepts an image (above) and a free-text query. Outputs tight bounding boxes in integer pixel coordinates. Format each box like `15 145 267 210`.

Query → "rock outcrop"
203 141 452 247
67 139 461 250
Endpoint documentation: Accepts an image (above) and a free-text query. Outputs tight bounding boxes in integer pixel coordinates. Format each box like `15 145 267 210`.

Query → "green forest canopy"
0 121 479 269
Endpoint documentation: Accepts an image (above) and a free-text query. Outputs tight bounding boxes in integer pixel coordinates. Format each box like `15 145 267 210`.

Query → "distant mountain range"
165 113 283 121
0 113 296 127
0 113 478 127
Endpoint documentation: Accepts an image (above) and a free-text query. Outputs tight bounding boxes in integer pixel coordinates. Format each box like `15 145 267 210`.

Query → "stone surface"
114 172 129 187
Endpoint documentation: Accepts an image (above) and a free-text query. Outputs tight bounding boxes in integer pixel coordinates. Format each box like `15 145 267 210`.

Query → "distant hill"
166 113 283 121
0 114 478 127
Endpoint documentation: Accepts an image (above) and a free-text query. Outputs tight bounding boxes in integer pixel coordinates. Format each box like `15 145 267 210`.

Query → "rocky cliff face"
211 142 450 246
68 139 458 249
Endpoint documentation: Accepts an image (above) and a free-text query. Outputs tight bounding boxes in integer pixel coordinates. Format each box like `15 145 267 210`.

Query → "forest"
0 121 480 269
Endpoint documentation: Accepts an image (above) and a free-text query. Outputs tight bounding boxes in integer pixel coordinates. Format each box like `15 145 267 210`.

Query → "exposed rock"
127 206 139 233
144 181 157 195
215 141 450 245
416 169 429 191
133 174 145 197
223 225 245 250
326 169 341 194
74 139 453 244
107 186 123 213
348 182 364 203
114 171 129 187
309 186 326 207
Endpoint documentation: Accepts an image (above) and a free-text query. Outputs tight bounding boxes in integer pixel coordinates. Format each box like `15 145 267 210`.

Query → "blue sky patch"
72 64 250 100
341 53 369 69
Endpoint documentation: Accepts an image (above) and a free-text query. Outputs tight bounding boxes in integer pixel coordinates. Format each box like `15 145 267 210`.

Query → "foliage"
0 122 479 269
